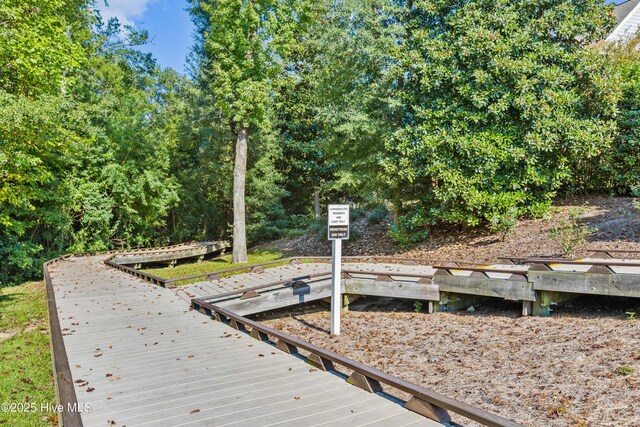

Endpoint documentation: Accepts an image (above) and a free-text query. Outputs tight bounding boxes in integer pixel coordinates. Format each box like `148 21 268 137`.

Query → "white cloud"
96 0 156 27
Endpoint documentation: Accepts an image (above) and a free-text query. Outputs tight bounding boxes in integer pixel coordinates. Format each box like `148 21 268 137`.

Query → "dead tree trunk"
232 127 249 263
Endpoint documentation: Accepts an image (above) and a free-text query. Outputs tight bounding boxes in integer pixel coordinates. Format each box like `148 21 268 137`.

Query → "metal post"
331 238 342 336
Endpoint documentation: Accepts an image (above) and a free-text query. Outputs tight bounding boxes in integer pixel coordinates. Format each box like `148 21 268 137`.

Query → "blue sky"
96 0 626 73
96 0 194 73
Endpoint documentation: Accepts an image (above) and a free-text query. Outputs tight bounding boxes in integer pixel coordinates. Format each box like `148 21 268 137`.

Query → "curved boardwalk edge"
44 255 83 427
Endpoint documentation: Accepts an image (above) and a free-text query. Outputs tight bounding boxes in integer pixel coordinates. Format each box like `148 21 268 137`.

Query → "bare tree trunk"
232 127 249 263
314 190 321 219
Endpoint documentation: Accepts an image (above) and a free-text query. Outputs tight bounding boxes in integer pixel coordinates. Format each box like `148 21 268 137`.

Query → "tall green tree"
380 0 618 229
65 18 180 251
189 0 313 262
0 0 92 284
310 0 402 208
604 34 640 192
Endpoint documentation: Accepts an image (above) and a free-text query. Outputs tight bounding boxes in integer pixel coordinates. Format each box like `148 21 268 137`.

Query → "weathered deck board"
49 255 438 426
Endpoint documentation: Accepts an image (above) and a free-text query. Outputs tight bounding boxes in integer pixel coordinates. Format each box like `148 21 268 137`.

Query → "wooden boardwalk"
112 241 230 267
48 255 440 426
174 256 640 318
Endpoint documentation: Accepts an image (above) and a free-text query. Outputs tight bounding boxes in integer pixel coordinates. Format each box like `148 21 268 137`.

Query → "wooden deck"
111 241 230 267
48 255 440 426
173 256 640 318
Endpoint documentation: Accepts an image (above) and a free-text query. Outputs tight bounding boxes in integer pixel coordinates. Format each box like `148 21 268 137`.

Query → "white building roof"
607 0 640 41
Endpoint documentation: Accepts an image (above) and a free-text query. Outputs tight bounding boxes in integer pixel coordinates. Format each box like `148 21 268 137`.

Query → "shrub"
632 185 640 216
350 208 367 222
388 213 429 248
489 207 518 241
366 206 388 225
549 208 594 257
307 218 328 240
614 366 635 376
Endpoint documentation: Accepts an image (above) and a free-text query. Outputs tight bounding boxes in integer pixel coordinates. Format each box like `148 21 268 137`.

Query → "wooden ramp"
175 262 441 316
48 255 440 426
111 241 230 267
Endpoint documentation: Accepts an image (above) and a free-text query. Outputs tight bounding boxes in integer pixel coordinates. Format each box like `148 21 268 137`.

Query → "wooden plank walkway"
112 241 230 266
173 257 640 318
175 262 439 301
49 255 440 426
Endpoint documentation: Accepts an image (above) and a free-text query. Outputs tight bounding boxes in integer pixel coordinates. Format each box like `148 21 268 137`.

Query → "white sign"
328 204 350 240
327 204 349 336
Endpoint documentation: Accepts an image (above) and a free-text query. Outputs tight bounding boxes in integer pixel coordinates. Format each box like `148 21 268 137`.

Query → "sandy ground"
256 297 640 427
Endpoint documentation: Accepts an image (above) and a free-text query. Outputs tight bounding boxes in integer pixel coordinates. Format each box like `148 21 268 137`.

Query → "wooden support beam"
347 372 382 393
529 271 640 298
345 279 439 301
587 264 614 275
307 353 334 371
276 339 298 355
240 290 260 300
532 290 580 317
434 268 453 276
405 396 452 424
522 301 533 317
341 294 360 312
434 276 535 301
250 329 269 341
229 319 247 331
528 263 551 271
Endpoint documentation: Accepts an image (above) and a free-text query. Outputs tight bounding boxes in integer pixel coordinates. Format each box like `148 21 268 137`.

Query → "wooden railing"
44 255 84 427
192 299 523 427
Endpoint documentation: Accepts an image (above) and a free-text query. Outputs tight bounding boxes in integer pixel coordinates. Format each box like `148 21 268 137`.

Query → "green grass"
0 282 56 426
143 249 287 286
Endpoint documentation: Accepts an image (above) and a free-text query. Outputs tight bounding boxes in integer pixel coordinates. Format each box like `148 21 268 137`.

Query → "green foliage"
489 207 519 241
614 366 635 376
633 186 640 216
388 212 430 248
350 208 367 222
367 206 388 225
549 208 594 257
143 250 285 286
380 0 618 227
0 6 181 284
414 300 423 313
307 218 329 240
0 282 55 426
310 0 401 202
3 0 640 285
626 311 636 321
602 35 640 193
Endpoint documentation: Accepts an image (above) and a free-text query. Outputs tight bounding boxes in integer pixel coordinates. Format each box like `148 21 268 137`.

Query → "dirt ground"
255 197 640 426
256 297 640 427
267 196 640 261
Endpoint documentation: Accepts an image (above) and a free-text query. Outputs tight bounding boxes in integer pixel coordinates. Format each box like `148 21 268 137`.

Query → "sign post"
327 204 349 336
